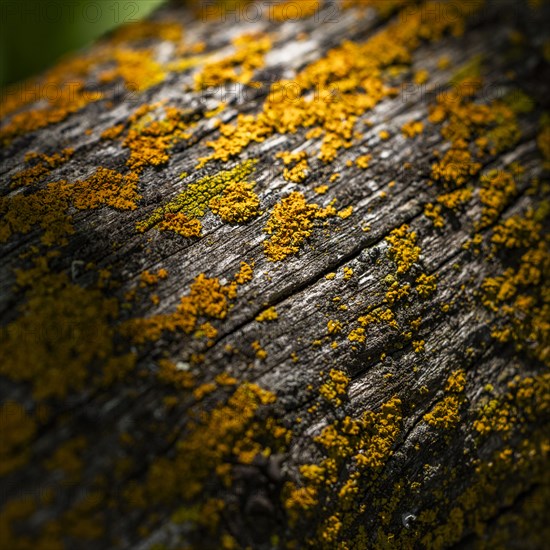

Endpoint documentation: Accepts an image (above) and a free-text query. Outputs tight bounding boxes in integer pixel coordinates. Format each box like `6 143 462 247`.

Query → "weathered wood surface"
0 1 549 549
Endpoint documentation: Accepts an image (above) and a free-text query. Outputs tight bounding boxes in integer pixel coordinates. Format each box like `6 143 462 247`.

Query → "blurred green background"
0 0 167 89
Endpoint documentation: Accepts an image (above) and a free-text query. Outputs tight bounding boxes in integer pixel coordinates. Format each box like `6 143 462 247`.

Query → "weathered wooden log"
0 1 549 549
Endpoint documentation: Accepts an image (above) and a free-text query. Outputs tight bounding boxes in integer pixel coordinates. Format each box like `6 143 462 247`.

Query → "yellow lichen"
0 269 135 400
319 369 350 407
10 148 74 188
234 262 254 285
478 169 518 228
194 33 271 90
271 0 320 21
338 206 354 219
348 327 366 343
158 212 202 237
197 0 481 168
276 151 310 183
356 155 372 169
256 307 278 322
386 224 421 274
401 120 424 138
99 48 166 92
359 307 398 329
424 370 466 429
412 340 425 353
137 159 258 234
327 319 343 334
209 177 260 223
0 401 37 476
252 340 268 360
121 272 242 344
263 191 336 261
416 273 437 298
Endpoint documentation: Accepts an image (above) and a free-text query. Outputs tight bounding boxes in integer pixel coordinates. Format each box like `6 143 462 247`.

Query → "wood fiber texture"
0 1 549 549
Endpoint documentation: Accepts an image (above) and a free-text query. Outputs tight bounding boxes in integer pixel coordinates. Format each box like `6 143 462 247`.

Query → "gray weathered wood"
1 1 549 549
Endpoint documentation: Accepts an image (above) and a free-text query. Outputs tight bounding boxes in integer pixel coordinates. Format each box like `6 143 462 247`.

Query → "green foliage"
0 0 165 87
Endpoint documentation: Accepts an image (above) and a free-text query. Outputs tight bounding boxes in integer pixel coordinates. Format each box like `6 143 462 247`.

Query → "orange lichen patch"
110 19 183 44
256 307 278 322
0 53 104 144
158 212 203 237
285 396 402 535
315 185 329 194
413 340 425 353
234 261 254 285
101 124 125 141
446 369 467 392
473 374 549 436
359 307 398 329
429 86 522 189
197 0 481 167
338 206 354 219
1 165 141 245
327 319 343 334
0 181 73 245
424 202 445 228
252 340 268 360
208 178 261 223
121 272 241 344
348 327 366 343
137 159 258 234
276 151 310 183
437 187 473 209
0 401 37 476
139 269 168 287
416 273 437 298
99 48 166 92
263 191 336 261
10 148 74 188
195 321 219 340
490 212 542 249
401 120 424 138
414 69 430 85
431 148 481 187
271 0 320 21
0 269 135 400
319 369 350 407
72 167 141 210
478 169 518 228
385 224 421 274
481 216 549 362
424 370 466 429
356 155 372 169
194 33 271 90
134 382 287 510
196 114 273 167
473 399 512 435
343 267 354 280
385 280 411 305
123 105 193 174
